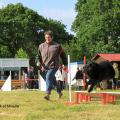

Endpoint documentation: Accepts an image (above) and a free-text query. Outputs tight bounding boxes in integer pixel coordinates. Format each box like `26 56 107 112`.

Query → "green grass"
0 90 120 120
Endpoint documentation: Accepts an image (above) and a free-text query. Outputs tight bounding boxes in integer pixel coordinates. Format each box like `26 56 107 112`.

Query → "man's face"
45 34 52 44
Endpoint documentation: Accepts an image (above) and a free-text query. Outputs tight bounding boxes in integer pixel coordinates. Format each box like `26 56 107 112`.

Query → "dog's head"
82 61 99 80
82 61 100 92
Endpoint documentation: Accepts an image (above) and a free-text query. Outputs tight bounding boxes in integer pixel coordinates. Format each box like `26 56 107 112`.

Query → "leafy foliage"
72 0 120 61
0 3 47 58
0 44 12 58
62 40 84 62
15 48 28 58
0 3 73 61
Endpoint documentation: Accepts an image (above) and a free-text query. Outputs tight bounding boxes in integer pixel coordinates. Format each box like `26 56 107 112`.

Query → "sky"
0 0 77 34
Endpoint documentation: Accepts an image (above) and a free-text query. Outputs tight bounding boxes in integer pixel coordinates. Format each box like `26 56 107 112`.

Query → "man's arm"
59 45 68 66
35 49 42 67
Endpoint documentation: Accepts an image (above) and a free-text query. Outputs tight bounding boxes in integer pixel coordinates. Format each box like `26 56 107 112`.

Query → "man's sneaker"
44 95 50 100
58 93 63 98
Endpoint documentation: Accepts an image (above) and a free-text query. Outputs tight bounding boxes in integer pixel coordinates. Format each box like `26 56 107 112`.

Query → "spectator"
55 65 64 98
73 67 83 90
14 72 19 80
23 68 28 89
112 63 119 90
28 66 35 89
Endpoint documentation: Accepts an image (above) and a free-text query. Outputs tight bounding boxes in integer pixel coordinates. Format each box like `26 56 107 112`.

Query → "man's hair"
44 30 53 38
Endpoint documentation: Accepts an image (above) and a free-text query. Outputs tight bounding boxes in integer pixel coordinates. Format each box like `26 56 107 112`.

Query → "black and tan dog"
82 61 115 92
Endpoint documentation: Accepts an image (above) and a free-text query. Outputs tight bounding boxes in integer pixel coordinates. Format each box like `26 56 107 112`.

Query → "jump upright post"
83 55 86 89
68 55 72 103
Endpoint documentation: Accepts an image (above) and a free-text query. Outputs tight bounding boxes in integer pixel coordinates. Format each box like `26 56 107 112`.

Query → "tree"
0 3 48 58
62 39 84 62
72 0 120 60
0 3 73 60
0 44 12 58
47 19 74 44
15 48 28 58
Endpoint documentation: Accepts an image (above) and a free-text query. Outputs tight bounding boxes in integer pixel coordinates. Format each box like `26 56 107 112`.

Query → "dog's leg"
87 80 98 92
88 84 94 92
86 79 93 85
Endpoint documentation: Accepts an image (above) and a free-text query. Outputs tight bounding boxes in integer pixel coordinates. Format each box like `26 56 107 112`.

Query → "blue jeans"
41 68 61 94
112 78 118 88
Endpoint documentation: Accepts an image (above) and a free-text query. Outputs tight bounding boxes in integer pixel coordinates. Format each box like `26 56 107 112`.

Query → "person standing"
112 63 119 90
27 67 35 89
23 68 28 89
55 65 64 98
73 67 83 90
38 30 67 100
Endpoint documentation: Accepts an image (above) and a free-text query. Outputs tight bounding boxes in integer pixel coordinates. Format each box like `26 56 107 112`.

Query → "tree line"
0 0 120 64
70 0 120 61
0 3 73 64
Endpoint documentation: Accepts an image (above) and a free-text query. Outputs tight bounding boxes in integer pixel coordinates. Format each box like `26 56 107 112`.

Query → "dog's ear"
91 60 97 64
88 60 97 65
82 65 87 73
88 60 93 64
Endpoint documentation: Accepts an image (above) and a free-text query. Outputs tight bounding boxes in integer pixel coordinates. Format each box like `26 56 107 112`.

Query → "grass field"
0 90 120 120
